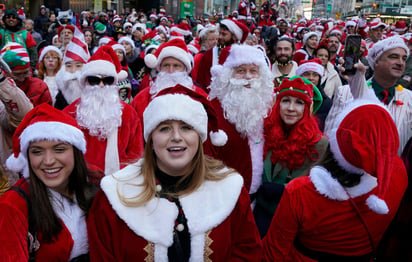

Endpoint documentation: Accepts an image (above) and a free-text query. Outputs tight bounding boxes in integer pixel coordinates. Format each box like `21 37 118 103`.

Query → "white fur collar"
309 166 377 201
101 160 243 260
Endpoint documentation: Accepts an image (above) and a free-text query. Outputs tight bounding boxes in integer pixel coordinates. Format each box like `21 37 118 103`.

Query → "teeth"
44 168 61 174
169 147 184 151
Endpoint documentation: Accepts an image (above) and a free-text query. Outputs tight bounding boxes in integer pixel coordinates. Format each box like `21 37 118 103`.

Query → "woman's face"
307 36 318 49
115 49 124 62
315 48 329 67
279 96 305 127
43 51 59 72
152 120 199 176
84 31 92 45
302 71 320 87
28 140 74 195
65 61 84 73
122 41 133 54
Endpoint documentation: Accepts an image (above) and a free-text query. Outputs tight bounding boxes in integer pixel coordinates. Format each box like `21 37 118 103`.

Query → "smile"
43 168 62 175
168 147 186 152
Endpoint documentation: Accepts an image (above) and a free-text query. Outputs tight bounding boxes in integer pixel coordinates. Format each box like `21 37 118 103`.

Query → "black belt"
294 238 373 262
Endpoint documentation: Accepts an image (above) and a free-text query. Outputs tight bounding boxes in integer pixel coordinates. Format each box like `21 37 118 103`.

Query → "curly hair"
264 99 323 170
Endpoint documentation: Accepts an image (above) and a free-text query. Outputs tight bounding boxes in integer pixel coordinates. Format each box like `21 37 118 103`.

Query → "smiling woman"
88 85 262 261
0 104 98 261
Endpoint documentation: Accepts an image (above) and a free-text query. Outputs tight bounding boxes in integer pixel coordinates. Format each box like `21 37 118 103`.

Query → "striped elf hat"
0 42 30 70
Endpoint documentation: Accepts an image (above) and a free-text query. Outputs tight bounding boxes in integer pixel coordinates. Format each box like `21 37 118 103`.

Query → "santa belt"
294 238 373 262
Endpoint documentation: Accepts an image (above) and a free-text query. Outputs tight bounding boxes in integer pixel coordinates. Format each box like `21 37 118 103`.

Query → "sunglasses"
6 15 17 19
86 76 115 85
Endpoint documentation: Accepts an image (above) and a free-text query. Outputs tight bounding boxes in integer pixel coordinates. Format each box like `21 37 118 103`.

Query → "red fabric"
292 49 308 65
191 51 205 80
0 178 74 262
18 76 52 106
262 161 407 261
25 30 37 49
295 41 303 51
194 48 213 91
63 100 144 173
88 187 262 261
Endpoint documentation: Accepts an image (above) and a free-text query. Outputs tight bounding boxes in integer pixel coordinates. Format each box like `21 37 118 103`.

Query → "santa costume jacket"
262 162 407 262
87 160 262 261
64 99 144 174
18 76 52 106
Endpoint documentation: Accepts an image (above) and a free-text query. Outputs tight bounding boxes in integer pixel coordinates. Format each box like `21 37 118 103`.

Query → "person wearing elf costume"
37 46 63 105
87 85 262 261
0 103 99 261
262 65 407 261
325 35 412 155
207 44 274 193
63 45 143 176
0 42 52 107
254 76 328 238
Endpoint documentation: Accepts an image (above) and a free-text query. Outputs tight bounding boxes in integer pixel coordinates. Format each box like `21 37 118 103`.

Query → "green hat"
94 22 106 34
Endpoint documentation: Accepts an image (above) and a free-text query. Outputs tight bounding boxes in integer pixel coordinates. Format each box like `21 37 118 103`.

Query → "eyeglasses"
44 56 59 60
5 15 17 19
125 26 132 29
86 76 115 85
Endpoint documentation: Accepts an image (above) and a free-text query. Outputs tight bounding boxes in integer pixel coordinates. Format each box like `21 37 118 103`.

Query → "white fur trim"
104 129 120 176
220 19 242 42
303 32 318 45
156 46 192 72
39 46 63 62
296 62 324 77
310 166 377 200
5 153 29 178
80 60 118 86
118 37 135 49
123 22 132 31
366 194 389 214
248 135 264 194
143 94 208 142
367 36 409 70
345 21 357 28
171 26 192 36
118 70 128 82
221 44 268 70
209 130 228 146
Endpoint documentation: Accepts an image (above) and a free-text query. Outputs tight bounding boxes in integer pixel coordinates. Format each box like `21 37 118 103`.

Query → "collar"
309 166 377 201
371 77 395 102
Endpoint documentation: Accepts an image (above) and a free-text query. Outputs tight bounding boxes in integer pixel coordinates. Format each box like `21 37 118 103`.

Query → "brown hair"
37 51 62 80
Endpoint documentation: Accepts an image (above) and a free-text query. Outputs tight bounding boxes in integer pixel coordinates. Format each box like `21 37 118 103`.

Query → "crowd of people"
0 2 411 261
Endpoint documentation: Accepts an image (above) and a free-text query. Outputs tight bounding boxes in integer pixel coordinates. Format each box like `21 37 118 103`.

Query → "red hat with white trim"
220 19 249 43
296 58 324 77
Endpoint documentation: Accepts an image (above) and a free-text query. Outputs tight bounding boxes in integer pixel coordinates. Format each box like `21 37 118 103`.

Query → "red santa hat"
118 36 135 49
143 84 227 146
369 18 387 31
187 41 201 55
219 19 249 43
296 58 324 77
160 16 168 23
169 31 185 41
329 26 343 36
367 36 409 70
156 24 171 36
6 104 86 178
57 25 75 37
394 20 407 33
123 22 133 31
112 15 122 23
171 22 192 36
149 13 158 20
109 40 126 55
144 38 193 72
17 7 25 20
80 45 127 85
39 46 63 62
345 20 357 28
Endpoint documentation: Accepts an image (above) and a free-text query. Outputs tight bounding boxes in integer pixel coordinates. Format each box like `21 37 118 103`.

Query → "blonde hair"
38 51 62 80
116 136 234 207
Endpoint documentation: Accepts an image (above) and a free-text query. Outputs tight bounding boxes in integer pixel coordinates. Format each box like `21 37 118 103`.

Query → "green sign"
180 0 194 17
302 1 311 3
327 4 332 11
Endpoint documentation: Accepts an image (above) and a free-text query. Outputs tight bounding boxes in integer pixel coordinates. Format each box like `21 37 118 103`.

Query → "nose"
171 127 182 141
43 150 56 166
287 101 295 111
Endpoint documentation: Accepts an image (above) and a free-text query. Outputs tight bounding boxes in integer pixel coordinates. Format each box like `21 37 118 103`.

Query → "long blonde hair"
117 136 234 207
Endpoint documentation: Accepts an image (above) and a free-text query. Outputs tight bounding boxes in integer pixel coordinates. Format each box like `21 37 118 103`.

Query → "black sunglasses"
86 76 115 85
6 15 17 19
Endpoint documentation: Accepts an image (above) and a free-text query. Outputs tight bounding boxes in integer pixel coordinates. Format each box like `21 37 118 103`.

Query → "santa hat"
171 22 192 36
303 31 319 45
160 16 168 23
144 40 161 56
109 40 126 55
219 19 249 43
322 21 334 38
0 42 30 71
94 22 107 34
296 58 324 77
57 25 75 37
98 36 113 46
295 25 308 34
329 27 343 36
63 39 90 64
345 20 357 28
232 10 239 14
156 25 170 36
39 46 63 62
187 42 200 55
6 104 86 178
118 36 135 49
214 44 269 71
123 22 133 31
367 36 409 70
132 23 148 34
369 18 387 31
143 84 227 146
394 20 407 32
112 15 122 23
144 38 193 72
149 13 158 20
274 76 322 113
80 45 127 86
169 31 185 41
17 7 25 20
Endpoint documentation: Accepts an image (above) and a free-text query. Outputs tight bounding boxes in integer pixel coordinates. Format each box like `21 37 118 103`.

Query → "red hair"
264 99 323 170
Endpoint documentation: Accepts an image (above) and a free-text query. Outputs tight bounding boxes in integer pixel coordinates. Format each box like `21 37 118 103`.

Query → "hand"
337 58 368 82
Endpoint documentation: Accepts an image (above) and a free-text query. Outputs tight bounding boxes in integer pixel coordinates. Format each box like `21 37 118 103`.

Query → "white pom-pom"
156 184 162 192
211 65 223 78
144 54 158 69
176 224 184 232
366 194 389 214
209 130 228 146
5 154 30 178
118 70 128 82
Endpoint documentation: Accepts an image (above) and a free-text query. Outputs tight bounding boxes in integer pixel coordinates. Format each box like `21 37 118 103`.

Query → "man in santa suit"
206 44 274 194
194 19 249 92
238 0 256 22
64 45 144 175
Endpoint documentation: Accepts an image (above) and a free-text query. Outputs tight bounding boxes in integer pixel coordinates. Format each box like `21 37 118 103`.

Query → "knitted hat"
296 58 324 77
303 31 319 45
94 22 107 34
63 39 90 64
6 103 86 178
123 22 132 31
144 38 193 72
39 46 63 62
171 22 192 36
345 20 357 28
0 42 30 70
143 84 227 146
274 76 322 113
367 36 409 70
57 25 75 37
80 45 127 85
118 36 135 49
220 19 249 43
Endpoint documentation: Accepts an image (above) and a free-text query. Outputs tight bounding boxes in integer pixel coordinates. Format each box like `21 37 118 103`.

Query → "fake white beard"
56 68 83 104
76 84 123 139
209 72 274 138
150 71 194 97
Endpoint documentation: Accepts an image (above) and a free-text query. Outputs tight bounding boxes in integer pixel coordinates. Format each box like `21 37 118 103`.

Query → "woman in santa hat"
87 85 262 261
37 46 63 105
262 66 407 261
254 76 328 238
0 103 99 261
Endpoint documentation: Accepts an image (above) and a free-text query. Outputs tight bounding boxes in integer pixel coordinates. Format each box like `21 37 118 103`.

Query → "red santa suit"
238 0 256 20
87 160 262 261
18 76 52 107
64 100 144 174
194 46 221 91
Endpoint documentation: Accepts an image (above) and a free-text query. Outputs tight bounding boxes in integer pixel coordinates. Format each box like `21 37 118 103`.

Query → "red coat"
87 161 262 261
64 100 143 173
18 76 52 106
262 162 407 261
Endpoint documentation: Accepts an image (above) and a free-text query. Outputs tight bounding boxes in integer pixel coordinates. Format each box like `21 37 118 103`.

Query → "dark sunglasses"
86 76 115 85
6 15 17 19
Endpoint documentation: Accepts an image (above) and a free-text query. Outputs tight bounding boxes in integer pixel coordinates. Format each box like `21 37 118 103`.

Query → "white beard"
76 84 123 139
209 70 274 138
150 71 194 98
56 67 83 104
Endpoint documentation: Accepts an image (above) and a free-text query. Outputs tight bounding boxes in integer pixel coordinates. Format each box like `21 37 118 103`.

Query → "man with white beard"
131 38 207 130
206 44 274 195
54 40 90 110
63 45 144 176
